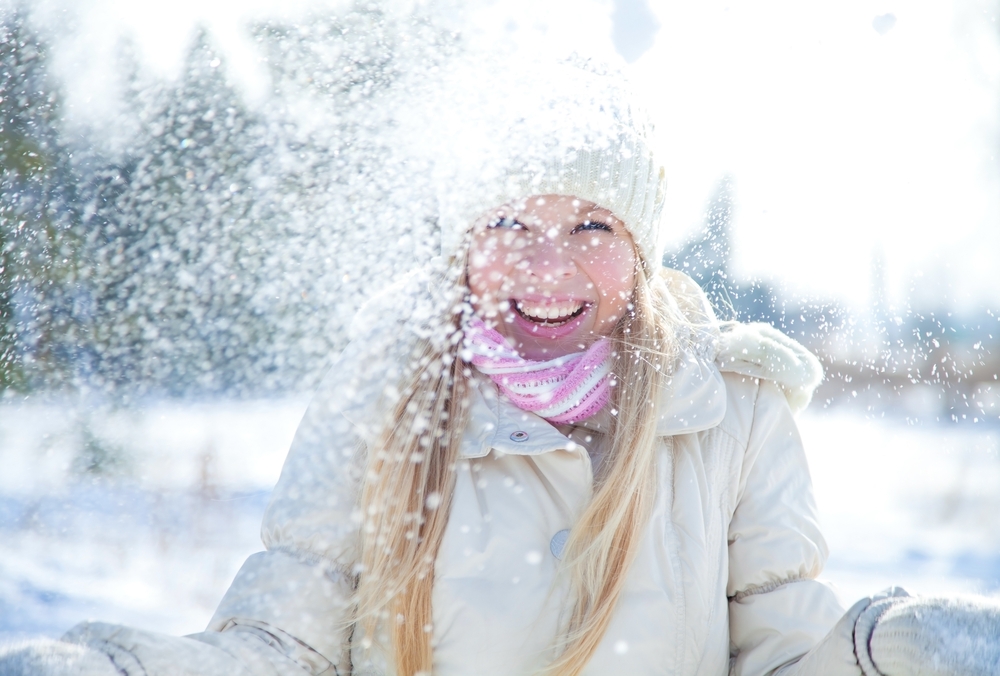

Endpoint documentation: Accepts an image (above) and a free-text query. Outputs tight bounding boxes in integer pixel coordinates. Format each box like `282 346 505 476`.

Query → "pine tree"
0 7 80 391
88 30 274 395
77 2 461 396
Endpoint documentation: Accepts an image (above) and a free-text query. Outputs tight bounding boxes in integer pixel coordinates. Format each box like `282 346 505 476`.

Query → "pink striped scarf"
463 316 612 424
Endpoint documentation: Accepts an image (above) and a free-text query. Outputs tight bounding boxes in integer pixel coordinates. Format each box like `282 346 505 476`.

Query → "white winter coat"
63 271 849 676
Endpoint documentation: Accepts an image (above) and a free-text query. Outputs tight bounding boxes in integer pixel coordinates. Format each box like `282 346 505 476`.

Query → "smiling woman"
468 195 637 360
4 52 1000 676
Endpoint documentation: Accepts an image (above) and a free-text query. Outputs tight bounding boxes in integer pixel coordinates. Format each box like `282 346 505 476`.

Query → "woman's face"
467 194 638 360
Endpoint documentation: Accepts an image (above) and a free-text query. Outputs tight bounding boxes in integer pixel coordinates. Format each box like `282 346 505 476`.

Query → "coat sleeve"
60 339 389 676
53 271 443 676
198 337 388 673
727 379 850 676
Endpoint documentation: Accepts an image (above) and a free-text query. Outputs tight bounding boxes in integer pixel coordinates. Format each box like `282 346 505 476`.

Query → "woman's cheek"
469 254 491 274
503 249 526 268
483 268 506 285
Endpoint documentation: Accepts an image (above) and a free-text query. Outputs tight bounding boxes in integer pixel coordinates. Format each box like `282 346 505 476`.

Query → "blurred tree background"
0 12 80 392
0 0 997 428
0 1 453 399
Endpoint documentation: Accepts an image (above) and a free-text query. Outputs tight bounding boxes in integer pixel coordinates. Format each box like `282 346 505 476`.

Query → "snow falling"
1 0 999 641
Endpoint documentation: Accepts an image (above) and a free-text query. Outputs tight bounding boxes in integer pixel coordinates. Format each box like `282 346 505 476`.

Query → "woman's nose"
524 234 577 281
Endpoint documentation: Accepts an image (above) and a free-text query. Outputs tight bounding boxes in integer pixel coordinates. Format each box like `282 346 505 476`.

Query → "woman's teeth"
515 301 585 323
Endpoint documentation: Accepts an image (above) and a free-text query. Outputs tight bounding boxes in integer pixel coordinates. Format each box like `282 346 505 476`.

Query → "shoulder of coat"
712 370 761 444
660 267 718 327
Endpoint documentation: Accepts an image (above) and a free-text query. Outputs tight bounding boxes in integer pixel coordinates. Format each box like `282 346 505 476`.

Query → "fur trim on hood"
661 266 824 414
715 321 824 414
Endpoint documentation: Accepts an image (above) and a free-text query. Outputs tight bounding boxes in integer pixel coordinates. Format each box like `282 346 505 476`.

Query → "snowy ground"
804 412 1000 602
0 399 304 640
1 398 998 642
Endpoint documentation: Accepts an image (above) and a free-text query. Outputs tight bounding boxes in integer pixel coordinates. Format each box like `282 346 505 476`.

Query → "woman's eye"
573 220 613 233
488 217 524 230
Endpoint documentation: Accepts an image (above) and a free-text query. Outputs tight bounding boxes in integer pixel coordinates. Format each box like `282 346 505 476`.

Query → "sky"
25 0 1000 313
634 1 1000 314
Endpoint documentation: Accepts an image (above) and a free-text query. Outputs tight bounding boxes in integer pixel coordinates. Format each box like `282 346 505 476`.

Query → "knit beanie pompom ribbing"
432 55 667 267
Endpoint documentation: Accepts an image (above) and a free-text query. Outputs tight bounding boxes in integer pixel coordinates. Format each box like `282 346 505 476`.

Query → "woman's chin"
506 328 596 361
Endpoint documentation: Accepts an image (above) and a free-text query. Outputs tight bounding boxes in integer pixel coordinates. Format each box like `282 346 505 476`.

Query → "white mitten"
0 638 120 676
854 593 1000 676
776 587 911 676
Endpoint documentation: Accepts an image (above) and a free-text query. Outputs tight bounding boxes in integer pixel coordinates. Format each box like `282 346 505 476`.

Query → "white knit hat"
431 55 668 266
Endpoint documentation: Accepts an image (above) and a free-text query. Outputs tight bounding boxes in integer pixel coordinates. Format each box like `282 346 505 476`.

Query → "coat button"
510 431 529 442
550 529 570 559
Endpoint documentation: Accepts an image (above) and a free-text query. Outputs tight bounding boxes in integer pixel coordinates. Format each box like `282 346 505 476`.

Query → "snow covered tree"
73 2 462 397
86 30 276 395
0 1 467 398
0 7 81 392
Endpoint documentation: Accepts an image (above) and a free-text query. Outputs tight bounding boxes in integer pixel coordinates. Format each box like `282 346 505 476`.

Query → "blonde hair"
354 262 685 676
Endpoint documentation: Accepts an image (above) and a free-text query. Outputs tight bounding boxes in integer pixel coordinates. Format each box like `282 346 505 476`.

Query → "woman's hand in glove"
855 592 1000 676
0 639 120 676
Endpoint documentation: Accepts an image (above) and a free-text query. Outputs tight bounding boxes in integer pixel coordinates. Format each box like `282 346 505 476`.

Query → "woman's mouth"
513 300 587 326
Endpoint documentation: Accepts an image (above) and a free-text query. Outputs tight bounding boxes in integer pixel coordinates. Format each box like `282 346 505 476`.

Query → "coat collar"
459 348 727 459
